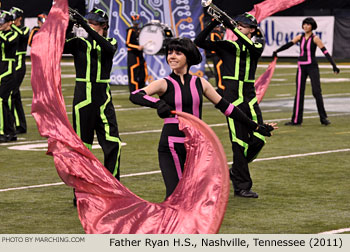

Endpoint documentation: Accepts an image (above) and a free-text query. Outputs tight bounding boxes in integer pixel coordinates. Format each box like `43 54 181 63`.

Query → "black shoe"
234 189 259 198
7 134 17 141
15 128 27 134
321 119 331 126
285 121 301 126
0 134 8 143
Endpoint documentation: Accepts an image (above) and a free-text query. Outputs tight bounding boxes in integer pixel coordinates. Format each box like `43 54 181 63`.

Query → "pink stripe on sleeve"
224 104 234 116
144 95 160 103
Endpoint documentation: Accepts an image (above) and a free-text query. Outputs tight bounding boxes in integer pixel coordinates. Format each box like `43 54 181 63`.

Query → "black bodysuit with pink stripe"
292 33 327 124
158 72 203 198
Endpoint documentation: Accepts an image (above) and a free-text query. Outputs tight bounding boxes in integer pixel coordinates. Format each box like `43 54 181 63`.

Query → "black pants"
0 73 16 136
127 51 147 93
10 66 27 133
72 81 122 179
291 63 327 124
223 80 265 192
158 123 186 198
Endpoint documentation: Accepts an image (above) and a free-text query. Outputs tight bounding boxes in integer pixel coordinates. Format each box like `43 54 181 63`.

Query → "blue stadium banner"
87 0 205 85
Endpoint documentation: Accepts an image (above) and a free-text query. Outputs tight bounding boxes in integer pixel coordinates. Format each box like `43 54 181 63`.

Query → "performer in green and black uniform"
195 13 267 198
64 8 122 179
0 10 18 142
10 7 29 134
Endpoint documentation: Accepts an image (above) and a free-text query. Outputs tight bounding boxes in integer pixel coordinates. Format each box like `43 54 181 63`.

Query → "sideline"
1 148 349 193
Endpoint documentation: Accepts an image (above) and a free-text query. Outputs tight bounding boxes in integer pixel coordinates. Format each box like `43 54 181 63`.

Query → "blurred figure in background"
205 24 225 94
273 17 340 126
28 13 47 46
10 7 29 134
0 10 18 142
126 14 148 93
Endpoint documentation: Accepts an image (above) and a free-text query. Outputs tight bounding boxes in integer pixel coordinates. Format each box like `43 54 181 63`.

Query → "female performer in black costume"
274 17 340 126
130 37 276 198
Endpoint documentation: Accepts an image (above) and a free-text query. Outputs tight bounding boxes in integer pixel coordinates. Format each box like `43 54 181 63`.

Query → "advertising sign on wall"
260 16 335 57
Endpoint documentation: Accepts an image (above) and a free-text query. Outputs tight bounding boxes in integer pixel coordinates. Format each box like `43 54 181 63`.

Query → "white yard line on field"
2 112 350 147
318 228 350 234
1 148 349 193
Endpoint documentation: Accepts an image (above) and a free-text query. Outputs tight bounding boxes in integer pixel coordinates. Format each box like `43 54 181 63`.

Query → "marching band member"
130 37 275 198
126 14 148 93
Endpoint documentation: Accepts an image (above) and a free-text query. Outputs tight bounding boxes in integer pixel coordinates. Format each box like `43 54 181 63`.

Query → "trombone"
201 0 237 29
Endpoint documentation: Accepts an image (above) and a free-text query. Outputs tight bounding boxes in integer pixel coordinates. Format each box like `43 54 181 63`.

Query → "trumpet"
201 0 237 29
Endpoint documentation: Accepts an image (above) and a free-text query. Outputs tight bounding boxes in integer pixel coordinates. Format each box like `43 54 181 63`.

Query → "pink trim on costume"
131 89 160 102
294 64 302 124
189 76 200 118
224 104 234 116
300 36 305 57
164 117 179 124
131 89 142 94
299 35 312 65
168 136 186 179
144 95 160 103
166 76 182 112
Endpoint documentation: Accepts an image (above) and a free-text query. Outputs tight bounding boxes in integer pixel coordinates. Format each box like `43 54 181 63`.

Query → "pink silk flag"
226 0 306 40
31 0 230 234
255 57 277 103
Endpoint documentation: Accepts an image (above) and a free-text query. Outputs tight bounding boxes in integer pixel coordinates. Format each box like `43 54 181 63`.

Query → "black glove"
69 8 86 25
156 100 172 118
272 51 278 58
333 66 340 74
256 123 274 137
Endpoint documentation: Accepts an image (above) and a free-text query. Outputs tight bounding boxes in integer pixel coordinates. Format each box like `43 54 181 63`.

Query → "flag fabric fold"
30 0 229 234
255 57 278 104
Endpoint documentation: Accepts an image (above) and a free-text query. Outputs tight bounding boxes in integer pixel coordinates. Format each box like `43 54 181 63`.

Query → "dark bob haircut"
302 17 317 30
165 37 202 69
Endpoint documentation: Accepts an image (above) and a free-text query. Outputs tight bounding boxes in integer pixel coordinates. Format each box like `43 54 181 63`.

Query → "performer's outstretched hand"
256 123 278 137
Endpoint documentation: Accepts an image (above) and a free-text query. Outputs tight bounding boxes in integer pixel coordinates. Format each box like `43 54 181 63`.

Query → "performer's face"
167 50 187 71
88 20 104 36
14 17 22 26
302 23 312 32
237 22 254 38
0 21 10 31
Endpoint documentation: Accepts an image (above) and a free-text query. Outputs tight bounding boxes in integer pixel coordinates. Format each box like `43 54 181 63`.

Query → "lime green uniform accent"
100 84 121 176
74 81 92 138
0 97 3 134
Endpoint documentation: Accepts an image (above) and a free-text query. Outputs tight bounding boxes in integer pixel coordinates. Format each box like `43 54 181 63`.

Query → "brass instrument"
201 0 237 29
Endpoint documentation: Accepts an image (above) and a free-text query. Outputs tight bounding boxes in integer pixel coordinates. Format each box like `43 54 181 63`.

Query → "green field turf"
0 59 349 234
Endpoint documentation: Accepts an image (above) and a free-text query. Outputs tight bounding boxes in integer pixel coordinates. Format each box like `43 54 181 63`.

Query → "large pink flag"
226 0 306 40
31 0 230 234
